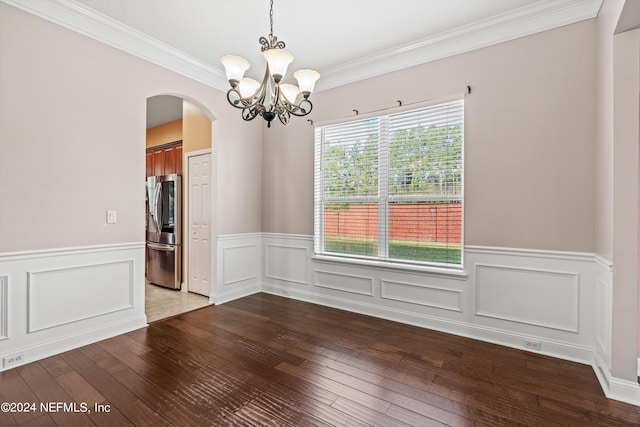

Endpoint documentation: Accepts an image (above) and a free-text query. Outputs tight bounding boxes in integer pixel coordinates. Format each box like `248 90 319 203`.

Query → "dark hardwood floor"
1 293 639 426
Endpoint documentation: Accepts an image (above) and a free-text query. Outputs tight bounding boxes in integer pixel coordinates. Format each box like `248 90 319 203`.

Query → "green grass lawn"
324 236 461 264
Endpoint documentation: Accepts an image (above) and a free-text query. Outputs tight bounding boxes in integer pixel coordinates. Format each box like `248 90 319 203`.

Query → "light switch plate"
106 210 117 224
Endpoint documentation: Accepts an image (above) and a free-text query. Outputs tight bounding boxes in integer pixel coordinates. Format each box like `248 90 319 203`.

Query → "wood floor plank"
38 355 74 379
0 369 42 425
17 362 95 427
1 293 639 426
118 399 175 427
86 405 136 427
265 365 340 406
379 376 478 420
243 392 331 426
59 348 138 409
235 401 297 426
78 343 129 376
263 381 369 427
385 404 451 427
111 367 212 426
16 414 57 427
54 371 104 408
330 396 411 427
276 361 392 413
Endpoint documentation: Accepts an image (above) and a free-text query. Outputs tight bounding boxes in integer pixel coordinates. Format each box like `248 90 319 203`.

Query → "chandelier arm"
290 100 314 117
277 109 291 126
242 107 260 121
226 88 261 111
226 89 246 109
254 78 269 110
225 65 272 112
279 93 313 117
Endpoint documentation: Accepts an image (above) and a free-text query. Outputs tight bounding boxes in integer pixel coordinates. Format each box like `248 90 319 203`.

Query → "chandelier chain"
269 0 274 40
260 0 285 51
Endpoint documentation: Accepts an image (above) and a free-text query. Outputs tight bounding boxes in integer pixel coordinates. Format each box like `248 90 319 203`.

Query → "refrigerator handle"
147 242 176 252
153 181 162 233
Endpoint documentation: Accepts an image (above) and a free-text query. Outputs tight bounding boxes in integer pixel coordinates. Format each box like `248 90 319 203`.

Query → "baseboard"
262 284 594 365
215 283 261 305
608 378 640 406
594 353 640 406
0 314 147 372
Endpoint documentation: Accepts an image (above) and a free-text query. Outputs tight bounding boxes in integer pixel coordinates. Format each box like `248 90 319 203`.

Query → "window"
314 99 464 268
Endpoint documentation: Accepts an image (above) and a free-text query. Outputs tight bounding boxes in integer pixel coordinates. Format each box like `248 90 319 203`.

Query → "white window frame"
313 96 465 272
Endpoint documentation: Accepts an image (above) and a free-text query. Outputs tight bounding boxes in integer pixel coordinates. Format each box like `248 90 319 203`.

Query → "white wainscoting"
0 243 146 371
265 243 309 285
27 260 134 333
260 235 600 365
381 279 463 312
474 264 580 333
590 256 640 406
3 234 632 404
315 270 375 296
594 255 613 377
0 276 7 341
215 234 262 304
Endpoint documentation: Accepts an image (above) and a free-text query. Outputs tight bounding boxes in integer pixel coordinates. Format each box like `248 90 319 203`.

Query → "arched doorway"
145 94 216 322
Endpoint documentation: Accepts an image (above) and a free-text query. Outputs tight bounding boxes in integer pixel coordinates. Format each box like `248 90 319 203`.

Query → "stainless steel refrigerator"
146 174 182 289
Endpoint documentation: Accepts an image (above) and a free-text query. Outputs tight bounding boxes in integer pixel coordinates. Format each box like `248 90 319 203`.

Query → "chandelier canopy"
221 0 320 127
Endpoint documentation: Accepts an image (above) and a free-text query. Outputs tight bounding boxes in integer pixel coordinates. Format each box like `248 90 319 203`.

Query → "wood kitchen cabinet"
145 151 154 177
175 145 183 174
146 141 182 176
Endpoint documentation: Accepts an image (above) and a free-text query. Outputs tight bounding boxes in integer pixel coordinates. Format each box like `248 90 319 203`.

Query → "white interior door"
187 153 211 296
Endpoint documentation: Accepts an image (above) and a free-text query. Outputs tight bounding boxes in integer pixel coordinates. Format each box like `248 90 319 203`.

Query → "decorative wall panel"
314 270 374 296
265 244 308 285
381 279 462 312
475 264 579 332
27 260 134 333
0 277 7 341
222 244 258 286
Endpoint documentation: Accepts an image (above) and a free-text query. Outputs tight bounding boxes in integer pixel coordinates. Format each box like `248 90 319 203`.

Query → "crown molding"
2 0 602 92
317 0 603 90
1 0 229 90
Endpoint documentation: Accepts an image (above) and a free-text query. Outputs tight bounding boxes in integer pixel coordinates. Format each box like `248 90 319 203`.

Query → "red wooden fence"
324 203 462 244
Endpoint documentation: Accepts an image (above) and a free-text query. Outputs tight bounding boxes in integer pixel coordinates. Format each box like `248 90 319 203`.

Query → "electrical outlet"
3 353 25 368
524 341 541 351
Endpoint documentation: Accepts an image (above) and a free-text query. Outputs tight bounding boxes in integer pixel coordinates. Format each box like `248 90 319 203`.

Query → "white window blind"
314 99 464 268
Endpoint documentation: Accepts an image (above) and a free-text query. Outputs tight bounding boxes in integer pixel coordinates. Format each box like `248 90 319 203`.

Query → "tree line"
323 123 463 198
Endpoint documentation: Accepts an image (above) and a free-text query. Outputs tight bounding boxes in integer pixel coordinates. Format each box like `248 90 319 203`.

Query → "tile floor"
145 281 210 322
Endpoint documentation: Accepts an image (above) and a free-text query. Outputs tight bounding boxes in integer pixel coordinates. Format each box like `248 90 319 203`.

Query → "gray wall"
0 3 263 253
262 19 596 254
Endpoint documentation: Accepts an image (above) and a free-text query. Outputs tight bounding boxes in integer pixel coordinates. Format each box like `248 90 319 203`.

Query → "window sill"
311 254 468 280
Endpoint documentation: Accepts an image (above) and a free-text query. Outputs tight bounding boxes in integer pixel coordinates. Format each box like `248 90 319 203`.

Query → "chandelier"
220 0 320 127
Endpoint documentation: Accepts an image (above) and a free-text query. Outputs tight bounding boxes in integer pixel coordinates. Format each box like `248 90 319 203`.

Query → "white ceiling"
147 95 183 129
76 0 538 79
4 0 603 127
